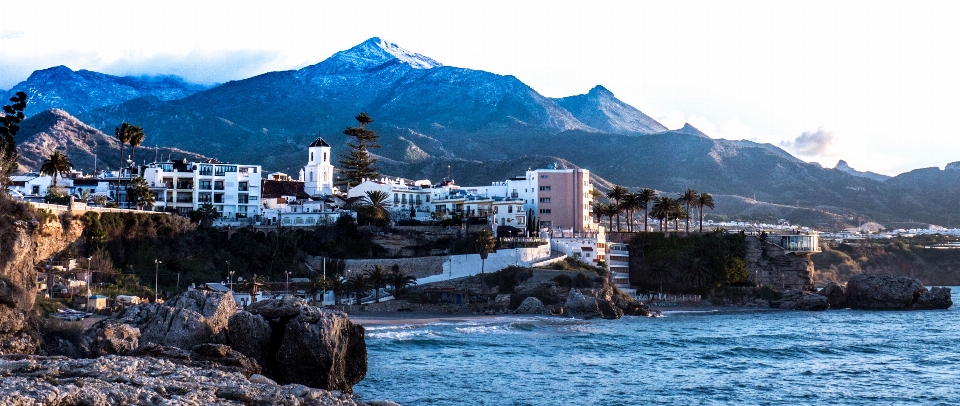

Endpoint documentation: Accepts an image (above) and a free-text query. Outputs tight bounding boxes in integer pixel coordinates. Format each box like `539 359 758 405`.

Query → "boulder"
81 319 140 357
246 294 308 319
564 289 605 319
845 274 927 310
914 287 953 310
515 297 547 314
274 307 367 393
621 301 655 317
227 311 274 376
819 282 847 308
597 299 625 319
118 303 211 350
167 290 236 343
776 290 829 311
0 305 25 335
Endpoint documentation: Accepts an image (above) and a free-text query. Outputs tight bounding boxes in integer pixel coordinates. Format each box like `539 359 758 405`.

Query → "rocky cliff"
0 213 84 354
745 235 815 291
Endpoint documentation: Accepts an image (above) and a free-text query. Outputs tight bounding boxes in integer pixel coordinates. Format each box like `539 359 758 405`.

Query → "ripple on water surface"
357 292 960 405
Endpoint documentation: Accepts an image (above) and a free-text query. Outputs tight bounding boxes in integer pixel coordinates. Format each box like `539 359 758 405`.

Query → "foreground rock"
0 354 394 406
563 289 624 319
515 297 547 314
776 290 829 311
843 274 952 310
229 296 367 393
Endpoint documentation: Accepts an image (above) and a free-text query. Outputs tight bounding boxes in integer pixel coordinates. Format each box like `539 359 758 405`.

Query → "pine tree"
0 92 27 190
337 113 380 189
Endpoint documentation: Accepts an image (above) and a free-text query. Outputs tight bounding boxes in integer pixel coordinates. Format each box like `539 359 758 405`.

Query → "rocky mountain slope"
14 109 207 174
4 66 208 117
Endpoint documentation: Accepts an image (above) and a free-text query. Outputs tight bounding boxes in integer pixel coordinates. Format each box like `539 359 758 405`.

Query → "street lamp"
154 259 162 303
285 271 291 295
226 260 233 291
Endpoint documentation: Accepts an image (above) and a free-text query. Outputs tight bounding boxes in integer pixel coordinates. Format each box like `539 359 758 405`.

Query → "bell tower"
304 136 333 196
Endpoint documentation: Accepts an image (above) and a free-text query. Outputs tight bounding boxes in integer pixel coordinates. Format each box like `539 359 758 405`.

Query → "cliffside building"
141 159 263 219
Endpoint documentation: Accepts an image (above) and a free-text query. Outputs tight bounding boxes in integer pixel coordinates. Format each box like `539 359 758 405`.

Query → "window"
238 194 249 204
539 186 551 191
323 152 327 162
541 221 552 227
199 180 211 190
540 175 548 179
214 194 224 203
540 209 552 214
508 205 513 213
539 197 551 203
199 165 213 176
311 152 314 161
238 182 248 192
176 179 193 189
32 186 39 194
214 181 224 190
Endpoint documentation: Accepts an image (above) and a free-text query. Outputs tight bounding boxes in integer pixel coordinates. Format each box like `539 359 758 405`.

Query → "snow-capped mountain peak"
304 37 442 75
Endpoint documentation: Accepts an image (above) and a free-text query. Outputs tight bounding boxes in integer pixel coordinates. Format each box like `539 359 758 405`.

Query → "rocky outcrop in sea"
825 274 952 310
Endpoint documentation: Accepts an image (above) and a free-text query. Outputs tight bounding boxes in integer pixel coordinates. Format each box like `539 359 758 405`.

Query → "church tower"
303 136 334 196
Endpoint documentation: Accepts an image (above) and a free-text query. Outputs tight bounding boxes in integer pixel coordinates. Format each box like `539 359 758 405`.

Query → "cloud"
0 31 24 40
780 127 839 157
654 110 769 142
100 49 284 85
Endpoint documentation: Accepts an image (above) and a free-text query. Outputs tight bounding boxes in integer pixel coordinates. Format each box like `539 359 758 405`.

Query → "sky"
1 0 957 176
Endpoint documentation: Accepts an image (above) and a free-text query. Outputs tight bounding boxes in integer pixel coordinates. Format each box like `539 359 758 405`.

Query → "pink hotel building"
534 167 595 233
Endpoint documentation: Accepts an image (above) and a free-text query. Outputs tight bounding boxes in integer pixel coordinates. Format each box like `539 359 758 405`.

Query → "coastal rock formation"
81 319 140 357
130 343 261 377
515 297 547 314
564 289 623 319
744 235 816 291
0 216 83 355
843 274 952 310
819 282 847 308
777 290 830 311
167 290 237 343
229 296 367 393
914 287 953 309
0 354 388 406
117 303 211 350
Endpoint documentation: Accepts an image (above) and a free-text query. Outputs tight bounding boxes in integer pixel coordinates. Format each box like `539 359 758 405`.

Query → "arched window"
311 152 314 161
309 171 314 182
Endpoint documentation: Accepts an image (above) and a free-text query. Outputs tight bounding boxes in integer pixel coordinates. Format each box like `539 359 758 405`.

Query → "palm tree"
600 203 617 231
126 176 155 210
684 256 712 289
681 189 698 234
650 196 682 233
328 275 345 305
620 192 640 233
346 273 371 305
591 201 606 225
387 268 417 297
366 265 389 303
39 151 73 188
191 203 220 226
308 275 328 306
363 190 392 225
477 229 496 274
128 126 146 164
638 188 657 232
114 123 139 186
606 185 629 231
240 274 267 304
697 192 716 232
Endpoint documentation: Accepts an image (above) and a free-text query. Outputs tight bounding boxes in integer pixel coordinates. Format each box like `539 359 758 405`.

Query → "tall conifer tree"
337 112 380 189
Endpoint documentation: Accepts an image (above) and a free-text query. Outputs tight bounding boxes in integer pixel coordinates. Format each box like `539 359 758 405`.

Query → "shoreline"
347 305 779 326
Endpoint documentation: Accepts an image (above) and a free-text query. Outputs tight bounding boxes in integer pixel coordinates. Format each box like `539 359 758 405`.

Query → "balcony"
175 196 193 203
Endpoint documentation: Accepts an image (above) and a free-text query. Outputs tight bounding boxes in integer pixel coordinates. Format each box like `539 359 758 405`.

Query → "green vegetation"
125 176 155 210
629 232 748 294
481 266 533 294
0 91 27 189
337 112 381 189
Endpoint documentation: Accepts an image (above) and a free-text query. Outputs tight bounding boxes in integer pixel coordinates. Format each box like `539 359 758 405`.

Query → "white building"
348 177 434 221
140 159 263 219
301 137 335 196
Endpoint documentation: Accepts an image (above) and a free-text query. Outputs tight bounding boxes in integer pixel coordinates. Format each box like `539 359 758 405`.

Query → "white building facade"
141 159 263 219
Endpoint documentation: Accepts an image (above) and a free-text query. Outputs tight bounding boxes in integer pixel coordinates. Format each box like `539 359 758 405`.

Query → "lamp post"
285 271 291 295
86 256 93 296
226 261 233 291
154 259 162 303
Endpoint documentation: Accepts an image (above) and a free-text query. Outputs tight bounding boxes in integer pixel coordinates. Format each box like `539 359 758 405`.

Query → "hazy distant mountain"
15 109 206 174
834 160 891 182
4 66 209 117
553 85 667 134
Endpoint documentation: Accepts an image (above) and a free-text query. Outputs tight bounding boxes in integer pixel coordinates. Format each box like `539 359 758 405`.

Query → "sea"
354 289 960 405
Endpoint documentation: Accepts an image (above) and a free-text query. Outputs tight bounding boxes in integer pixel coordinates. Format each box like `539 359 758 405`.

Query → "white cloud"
99 50 284 86
0 31 23 40
780 127 839 158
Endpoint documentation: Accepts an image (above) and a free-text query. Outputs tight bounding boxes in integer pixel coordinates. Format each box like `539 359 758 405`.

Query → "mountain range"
6 37 960 229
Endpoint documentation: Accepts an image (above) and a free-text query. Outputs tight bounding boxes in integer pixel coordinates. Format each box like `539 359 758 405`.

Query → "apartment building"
141 159 263 218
